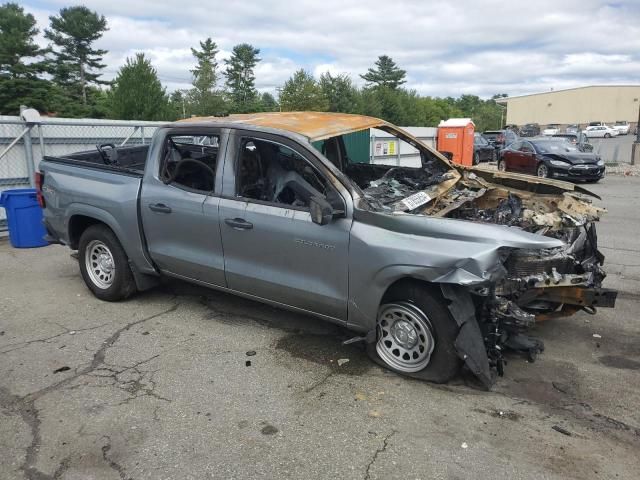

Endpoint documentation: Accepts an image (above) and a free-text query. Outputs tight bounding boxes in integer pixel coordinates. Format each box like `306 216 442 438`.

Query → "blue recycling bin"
0 189 48 248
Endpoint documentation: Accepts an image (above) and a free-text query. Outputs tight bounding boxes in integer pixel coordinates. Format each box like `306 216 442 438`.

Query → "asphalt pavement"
1 175 639 480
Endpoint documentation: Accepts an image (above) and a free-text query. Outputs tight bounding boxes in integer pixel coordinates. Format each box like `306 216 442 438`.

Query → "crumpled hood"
355 207 564 251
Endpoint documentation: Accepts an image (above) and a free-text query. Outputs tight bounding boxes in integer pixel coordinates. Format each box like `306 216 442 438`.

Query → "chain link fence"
0 109 166 231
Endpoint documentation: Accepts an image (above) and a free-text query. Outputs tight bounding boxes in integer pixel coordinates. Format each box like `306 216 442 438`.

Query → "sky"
21 0 640 99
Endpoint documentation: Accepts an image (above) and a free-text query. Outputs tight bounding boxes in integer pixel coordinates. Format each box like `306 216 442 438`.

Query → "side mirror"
310 196 334 225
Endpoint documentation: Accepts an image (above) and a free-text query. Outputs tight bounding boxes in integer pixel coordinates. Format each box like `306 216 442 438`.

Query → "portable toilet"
437 118 475 166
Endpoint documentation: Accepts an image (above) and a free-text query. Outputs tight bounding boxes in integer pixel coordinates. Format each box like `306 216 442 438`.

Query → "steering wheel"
97 143 117 165
169 158 215 188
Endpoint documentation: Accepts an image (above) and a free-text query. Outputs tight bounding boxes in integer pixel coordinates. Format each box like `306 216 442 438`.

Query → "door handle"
148 203 172 213
225 217 253 230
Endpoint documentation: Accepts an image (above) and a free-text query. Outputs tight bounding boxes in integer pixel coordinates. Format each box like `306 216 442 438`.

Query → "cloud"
23 0 640 98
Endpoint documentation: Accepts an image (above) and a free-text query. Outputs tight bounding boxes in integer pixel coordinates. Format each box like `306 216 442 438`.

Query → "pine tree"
189 38 226 116
45 6 108 112
0 3 50 114
360 55 407 90
108 53 170 120
224 43 260 112
279 69 328 112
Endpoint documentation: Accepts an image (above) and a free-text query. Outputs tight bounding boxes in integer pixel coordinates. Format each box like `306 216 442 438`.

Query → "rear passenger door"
140 128 227 286
217 131 351 321
504 141 522 171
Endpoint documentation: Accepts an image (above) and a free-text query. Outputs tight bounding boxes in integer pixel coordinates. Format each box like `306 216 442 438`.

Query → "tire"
78 224 136 301
473 152 480 165
537 163 549 178
604 133 611 138
366 282 462 383
498 159 507 171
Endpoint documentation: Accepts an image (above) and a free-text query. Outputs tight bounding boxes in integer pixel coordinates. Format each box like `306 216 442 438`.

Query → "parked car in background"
613 121 630 135
519 123 540 137
504 124 520 135
473 133 496 164
542 124 560 136
482 129 518 158
498 138 605 182
565 124 579 134
552 133 593 152
584 125 619 138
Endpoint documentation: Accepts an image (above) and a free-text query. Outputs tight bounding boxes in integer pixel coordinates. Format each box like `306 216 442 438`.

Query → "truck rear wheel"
78 225 136 301
367 283 462 383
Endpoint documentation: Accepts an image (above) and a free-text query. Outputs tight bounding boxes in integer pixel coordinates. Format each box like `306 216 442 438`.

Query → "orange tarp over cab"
437 118 475 167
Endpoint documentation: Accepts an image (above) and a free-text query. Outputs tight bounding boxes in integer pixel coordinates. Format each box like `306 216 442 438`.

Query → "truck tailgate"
39 159 155 275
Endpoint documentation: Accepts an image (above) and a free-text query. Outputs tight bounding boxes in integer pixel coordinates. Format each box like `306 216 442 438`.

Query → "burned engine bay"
349 156 617 383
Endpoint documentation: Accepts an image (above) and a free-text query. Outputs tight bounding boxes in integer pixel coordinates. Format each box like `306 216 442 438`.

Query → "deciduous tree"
318 72 359 113
279 69 328 111
259 92 278 112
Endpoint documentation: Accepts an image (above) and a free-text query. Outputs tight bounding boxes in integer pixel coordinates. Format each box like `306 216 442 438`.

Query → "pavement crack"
494 389 640 444
304 371 334 393
0 304 178 480
364 429 396 480
101 438 128 480
0 322 111 355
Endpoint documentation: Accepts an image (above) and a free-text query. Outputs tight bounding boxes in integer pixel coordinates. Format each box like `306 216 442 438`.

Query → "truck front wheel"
78 225 136 301
367 283 462 383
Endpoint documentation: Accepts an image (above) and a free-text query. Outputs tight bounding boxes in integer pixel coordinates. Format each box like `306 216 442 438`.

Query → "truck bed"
43 144 149 175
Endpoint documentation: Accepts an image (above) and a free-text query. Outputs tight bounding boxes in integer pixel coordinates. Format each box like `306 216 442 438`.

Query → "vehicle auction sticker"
400 191 432 210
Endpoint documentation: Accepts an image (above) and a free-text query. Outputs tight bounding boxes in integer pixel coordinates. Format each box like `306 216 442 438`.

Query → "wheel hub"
98 254 113 272
391 320 418 349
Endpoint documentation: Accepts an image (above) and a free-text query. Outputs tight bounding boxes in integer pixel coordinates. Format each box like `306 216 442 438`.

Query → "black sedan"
498 138 605 182
473 133 496 164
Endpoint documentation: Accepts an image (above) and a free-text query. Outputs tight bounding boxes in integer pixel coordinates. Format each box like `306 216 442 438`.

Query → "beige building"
497 85 640 128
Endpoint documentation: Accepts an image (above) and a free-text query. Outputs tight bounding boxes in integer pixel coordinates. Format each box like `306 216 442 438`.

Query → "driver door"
217 131 351 321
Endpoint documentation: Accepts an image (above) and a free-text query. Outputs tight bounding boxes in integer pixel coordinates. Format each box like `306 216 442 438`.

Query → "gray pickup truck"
38 112 617 388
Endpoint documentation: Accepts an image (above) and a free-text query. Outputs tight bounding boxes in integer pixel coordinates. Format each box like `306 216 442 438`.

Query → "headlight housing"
597 159 604 166
549 159 570 167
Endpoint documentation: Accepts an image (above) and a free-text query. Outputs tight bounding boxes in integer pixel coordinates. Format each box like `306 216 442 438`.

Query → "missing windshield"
311 127 450 211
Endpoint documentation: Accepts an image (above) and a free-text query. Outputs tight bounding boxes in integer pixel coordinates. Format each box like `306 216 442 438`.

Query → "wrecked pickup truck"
37 112 617 388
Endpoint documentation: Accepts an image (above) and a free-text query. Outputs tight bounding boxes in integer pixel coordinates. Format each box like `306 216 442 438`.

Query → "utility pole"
632 100 640 165
497 104 506 129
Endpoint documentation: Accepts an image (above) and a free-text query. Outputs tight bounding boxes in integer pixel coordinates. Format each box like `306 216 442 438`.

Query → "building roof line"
496 84 640 103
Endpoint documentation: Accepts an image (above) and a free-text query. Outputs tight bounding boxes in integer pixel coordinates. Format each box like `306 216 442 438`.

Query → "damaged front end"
355 155 617 387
